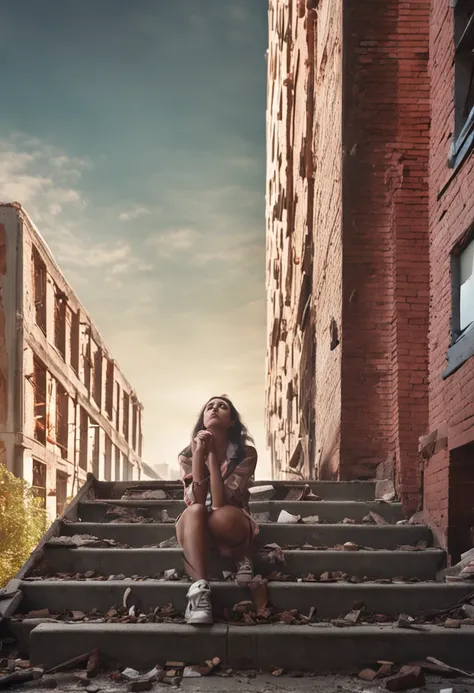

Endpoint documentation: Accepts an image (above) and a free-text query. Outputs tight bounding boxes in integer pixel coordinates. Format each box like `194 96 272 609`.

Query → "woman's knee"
208 505 248 539
177 504 208 535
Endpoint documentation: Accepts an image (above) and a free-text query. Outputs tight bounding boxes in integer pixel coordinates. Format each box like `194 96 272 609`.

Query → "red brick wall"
340 0 430 508
425 2 474 548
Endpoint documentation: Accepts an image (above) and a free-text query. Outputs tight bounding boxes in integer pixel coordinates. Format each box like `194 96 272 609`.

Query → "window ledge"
442 327 474 379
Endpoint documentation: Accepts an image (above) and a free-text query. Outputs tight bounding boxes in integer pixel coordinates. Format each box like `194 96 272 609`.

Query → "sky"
0 0 270 477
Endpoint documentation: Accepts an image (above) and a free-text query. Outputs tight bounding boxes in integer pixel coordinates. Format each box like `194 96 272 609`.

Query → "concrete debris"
249 485 276 500
342 517 356 524
277 510 301 524
252 511 271 523
271 667 285 676
424 656 474 678
48 534 120 548
0 667 43 689
86 649 101 678
302 515 319 524
263 542 286 564
284 485 321 501
358 669 377 681
396 614 429 631
164 569 178 580
369 511 388 526
343 542 359 551
375 479 395 499
443 618 462 629
344 608 362 624
122 668 140 681
159 537 179 548
385 666 425 691
122 489 167 500
362 514 376 524
460 560 474 579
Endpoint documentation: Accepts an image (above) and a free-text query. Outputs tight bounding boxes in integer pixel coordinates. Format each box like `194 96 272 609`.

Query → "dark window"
451 0 474 168
54 288 67 359
56 381 68 459
83 330 92 394
104 435 112 481
132 402 138 450
123 392 130 442
56 470 68 517
91 423 100 477
32 248 47 334
79 407 88 471
32 459 47 508
115 382 121 430
105 359 114 418
114 445 121 480
33 358 47 445
92 347 102 408
443 232 474 377
70 309 80 373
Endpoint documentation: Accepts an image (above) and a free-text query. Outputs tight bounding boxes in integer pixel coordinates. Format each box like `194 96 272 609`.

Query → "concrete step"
96 480 378 501
27 622 474 671
78 500 404 524
38 547 446 581
17 580 469 619
61 521 433 550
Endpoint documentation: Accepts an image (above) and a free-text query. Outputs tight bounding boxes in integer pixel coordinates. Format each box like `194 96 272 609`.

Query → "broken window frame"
32 248 47 335
55 380 69 460
450 0 474 169
443 225 474 377
53 287 67 360
33 358 47 445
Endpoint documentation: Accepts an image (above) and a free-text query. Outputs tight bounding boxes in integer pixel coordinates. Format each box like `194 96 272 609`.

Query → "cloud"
145 228 200 257
118 205 150 222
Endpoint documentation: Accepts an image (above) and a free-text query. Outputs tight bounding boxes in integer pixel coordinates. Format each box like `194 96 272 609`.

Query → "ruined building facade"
266 0 474 559
0 204 146 521
266 0 430 512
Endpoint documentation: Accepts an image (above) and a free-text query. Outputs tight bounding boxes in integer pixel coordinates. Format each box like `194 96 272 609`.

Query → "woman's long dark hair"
180 395 254 463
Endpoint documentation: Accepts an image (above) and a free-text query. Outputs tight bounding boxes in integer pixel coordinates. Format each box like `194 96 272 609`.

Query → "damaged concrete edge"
0 475 97 624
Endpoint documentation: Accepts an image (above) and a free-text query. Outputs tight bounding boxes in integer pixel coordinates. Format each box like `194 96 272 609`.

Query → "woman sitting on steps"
176 395 258 625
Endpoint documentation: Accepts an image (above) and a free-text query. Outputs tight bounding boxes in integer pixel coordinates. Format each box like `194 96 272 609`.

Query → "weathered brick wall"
266 0 342 479
425 2 474 546
266 0 430 503
312 0 343 479
341 1 430 503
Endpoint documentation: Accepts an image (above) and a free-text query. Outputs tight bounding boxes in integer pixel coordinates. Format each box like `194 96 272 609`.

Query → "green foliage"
0 463 48 587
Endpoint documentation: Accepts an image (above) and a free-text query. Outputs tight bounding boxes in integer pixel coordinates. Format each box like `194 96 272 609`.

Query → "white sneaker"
185 580 213 625
235 556 254 586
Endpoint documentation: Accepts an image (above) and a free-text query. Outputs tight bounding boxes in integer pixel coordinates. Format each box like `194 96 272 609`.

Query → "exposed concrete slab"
18 580 471 619
28 622 474 671
227 624 474 671
60 521 433 550
78 500 404 524
39 546 446 580
29 623 228 669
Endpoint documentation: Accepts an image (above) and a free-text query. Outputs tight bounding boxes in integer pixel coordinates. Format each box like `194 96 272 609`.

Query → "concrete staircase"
3 476 474 673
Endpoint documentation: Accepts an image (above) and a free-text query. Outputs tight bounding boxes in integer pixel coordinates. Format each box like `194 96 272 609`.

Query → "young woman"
176 395 258 625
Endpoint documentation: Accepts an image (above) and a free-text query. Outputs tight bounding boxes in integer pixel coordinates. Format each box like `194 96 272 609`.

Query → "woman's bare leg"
208 506 253 566
176 504 210 581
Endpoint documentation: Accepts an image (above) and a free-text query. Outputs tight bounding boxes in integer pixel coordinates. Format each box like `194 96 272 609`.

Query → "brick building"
266 0 474 559
0 203 146 521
